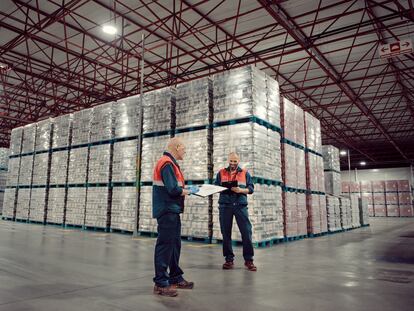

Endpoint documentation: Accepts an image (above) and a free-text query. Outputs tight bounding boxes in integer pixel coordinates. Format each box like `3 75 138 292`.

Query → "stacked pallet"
139 88 175 233
322 145 341 196
84 103 114 229
65 108 92 226
339 196 352 229
304 112 326 234
47 114 72 224
326 195 341 232
29 119 53 223
0 148 9 214
15 124 37 221
398 180 413 217
212 66 284 243
111 95 140 232
350 194 361 228
281 97 307 238
2 127 23 219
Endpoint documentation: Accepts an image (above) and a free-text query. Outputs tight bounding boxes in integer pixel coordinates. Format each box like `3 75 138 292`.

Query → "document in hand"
193 184 228 197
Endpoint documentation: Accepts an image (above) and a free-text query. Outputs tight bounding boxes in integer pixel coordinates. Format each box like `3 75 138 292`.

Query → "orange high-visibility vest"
219 168 247 187
153 155 185 187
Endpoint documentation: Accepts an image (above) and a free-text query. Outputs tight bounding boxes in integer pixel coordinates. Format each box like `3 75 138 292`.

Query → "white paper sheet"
192 184 228 197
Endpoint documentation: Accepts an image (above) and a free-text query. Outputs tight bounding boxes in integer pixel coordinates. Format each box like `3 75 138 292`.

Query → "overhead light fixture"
102 24 117 35
340 150 347 156
360 161 366 166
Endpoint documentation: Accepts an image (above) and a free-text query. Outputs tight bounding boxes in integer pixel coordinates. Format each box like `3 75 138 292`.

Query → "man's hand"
231 187 247 194
181 189 191 196
184 185 200 195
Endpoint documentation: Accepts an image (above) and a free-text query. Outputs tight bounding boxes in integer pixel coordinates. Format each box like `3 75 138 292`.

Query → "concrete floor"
0 219 413 311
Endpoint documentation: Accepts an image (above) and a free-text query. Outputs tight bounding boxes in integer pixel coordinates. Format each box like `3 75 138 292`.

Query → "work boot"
171 279 194 289
222 260 234 270
153 285 178 297
244 261 257 272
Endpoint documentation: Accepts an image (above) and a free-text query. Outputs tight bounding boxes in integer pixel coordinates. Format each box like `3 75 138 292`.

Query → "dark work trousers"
219 204 254 262
153 213 184 287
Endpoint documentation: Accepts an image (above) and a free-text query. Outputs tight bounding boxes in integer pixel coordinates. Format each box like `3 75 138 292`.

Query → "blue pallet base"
110 228 133 235
83 226 109 232
15 218 29 223
308 232 328 238
65 224 83 229
2 217 15 221
28 220 45 225
284 235 307 242
138 231 158 238
46 222 64 227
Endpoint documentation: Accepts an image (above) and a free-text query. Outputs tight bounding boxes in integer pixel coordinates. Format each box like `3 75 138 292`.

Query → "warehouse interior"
0 0 413 310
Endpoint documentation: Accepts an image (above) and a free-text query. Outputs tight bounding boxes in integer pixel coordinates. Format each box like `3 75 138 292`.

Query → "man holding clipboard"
214 152 257 271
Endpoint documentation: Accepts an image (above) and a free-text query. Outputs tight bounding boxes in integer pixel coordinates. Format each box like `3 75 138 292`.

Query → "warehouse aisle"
0 219 413 311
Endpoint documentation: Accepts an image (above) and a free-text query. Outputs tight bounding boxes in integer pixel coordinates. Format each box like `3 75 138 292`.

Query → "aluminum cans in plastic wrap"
111 187 136 232
47 188 66 224
88 145 111 184
305 111 322 153
112 140 137 183
143 88 175 133
85 187 109 228
50 151 69 185
18 155 34 185
138 186 157 232
32 153 50 186
35 119 52 152
322 145 340 171
266 75 280 128
65 187 86 226
9 127 23 156
282 98 305 146
339 196 352 229
0 147 9 168
326 195 341 232
67 148 88 184
52 114 73 148
114 95 141 138
307 153 325 192
181 194 209 238
213 123 281 181
350 194 361 227
213 65 267 122
21 124 36 154
6 158 20 187
28 188 47 222
2 188 17 218
307 194 321 234
90 102 114 143
71 108 92 146
176 78 212 129
324 171 341 196
15 188 31 220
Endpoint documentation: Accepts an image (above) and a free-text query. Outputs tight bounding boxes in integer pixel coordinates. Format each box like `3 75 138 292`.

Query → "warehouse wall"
341 167 413 183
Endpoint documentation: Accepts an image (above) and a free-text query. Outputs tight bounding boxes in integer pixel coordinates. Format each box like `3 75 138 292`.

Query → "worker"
152 137 199 297
214 152 257 271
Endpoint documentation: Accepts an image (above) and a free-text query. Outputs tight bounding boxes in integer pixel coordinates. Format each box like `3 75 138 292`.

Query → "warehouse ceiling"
0 0 414 169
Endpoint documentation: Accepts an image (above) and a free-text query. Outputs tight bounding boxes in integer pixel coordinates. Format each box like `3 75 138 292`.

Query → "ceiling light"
360 161 366 166
102 25 117 35
340 150 347 156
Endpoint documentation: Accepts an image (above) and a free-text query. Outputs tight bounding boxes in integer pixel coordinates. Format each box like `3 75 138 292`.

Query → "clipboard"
192 184 228 197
